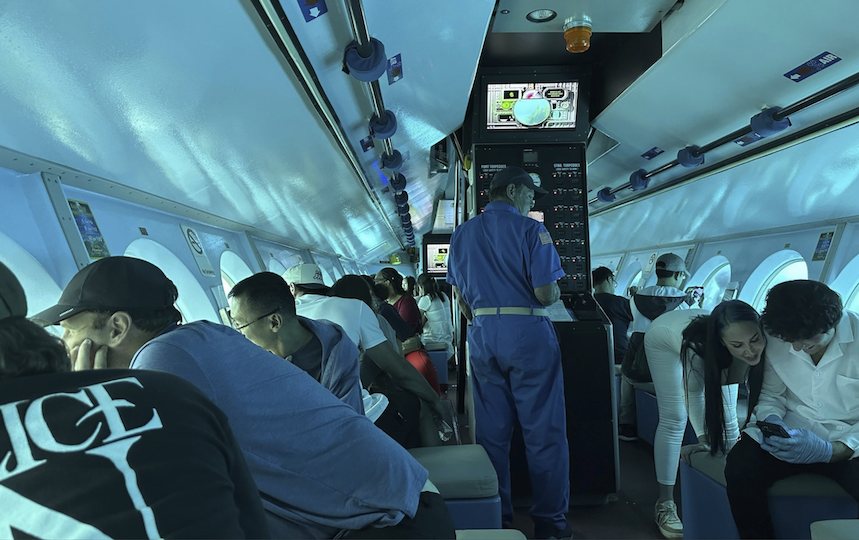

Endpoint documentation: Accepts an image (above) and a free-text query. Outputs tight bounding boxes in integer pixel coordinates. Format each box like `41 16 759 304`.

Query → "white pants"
645 324 739 485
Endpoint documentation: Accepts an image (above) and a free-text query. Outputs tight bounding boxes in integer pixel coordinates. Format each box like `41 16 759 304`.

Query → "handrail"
590 70 859 206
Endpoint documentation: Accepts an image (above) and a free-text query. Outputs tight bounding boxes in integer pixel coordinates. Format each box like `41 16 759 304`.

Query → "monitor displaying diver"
486 82 579 130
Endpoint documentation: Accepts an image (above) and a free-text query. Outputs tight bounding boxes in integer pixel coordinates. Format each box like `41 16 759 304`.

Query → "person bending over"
35 256 455 539
0 260 269 538
725 280 859 539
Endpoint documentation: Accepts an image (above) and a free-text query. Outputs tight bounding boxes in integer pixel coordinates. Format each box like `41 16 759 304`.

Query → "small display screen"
528 211 545 222
426 244 450 274
487 82 578 131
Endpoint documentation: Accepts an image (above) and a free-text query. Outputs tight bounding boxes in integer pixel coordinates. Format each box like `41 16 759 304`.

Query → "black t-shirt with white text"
0 369 269 539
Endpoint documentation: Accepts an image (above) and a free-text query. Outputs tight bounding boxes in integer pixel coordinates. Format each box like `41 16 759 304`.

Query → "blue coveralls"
447 201 570 528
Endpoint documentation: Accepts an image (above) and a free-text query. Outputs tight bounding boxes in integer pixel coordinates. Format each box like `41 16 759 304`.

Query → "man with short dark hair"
447 166 571 539
0 260 270 538
592 266 634 364
35 256 455 539
725 280 859 539
228 272 364 414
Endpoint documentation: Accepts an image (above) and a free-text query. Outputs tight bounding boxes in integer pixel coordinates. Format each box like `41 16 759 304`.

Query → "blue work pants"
468 315 570 527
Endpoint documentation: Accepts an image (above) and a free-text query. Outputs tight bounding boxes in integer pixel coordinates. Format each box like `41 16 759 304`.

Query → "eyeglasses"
233 307 281 331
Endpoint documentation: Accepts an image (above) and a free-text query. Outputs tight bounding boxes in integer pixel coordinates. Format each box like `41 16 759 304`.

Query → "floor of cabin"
441 373 670 540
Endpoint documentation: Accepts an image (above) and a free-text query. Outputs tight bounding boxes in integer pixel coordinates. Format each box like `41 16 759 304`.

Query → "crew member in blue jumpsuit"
447 166 571 539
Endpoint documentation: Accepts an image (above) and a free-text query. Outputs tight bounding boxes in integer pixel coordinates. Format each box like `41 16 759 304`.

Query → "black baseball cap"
489 166 549 198
0 260 27 320
32 256 177 325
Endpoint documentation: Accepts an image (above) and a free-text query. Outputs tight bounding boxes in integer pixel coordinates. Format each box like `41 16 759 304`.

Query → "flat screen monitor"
426 244 450 275
486 82 578 131
473 66 590 144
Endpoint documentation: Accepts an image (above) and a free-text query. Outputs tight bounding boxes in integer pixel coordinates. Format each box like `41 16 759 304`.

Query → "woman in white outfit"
645 300 766 539
416 273 454 359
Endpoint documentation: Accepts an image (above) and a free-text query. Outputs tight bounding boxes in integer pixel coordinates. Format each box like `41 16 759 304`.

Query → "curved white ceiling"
0 0 494 260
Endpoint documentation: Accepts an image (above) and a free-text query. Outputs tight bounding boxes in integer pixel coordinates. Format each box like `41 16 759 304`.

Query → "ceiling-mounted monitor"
474 66 590 144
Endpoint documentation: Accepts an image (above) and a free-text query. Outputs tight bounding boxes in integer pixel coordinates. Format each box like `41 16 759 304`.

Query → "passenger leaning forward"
447 165 572 540
643 300 767 538
725 280 859 539
34 256 456 540
0 260 269 538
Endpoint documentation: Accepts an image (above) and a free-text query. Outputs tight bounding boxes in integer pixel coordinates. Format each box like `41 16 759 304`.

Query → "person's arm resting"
365 342 443 415
534 281 560 306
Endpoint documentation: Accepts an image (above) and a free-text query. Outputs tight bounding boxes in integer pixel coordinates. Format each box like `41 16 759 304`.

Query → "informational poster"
67 199 110 259
812 231 835 262
180 224 216 277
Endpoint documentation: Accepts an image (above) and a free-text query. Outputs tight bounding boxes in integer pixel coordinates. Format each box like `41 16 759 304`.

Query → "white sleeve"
418 295 430 312
358 302 387 349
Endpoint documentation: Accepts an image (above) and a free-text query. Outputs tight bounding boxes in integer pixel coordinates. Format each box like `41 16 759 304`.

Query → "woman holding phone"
644 300 766 538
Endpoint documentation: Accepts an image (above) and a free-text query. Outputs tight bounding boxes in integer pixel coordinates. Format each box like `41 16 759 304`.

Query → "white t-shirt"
295 294 386 351
417 294 454 356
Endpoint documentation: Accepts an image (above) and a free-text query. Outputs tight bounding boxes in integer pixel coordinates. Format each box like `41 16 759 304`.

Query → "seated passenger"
0 261 269 538
332 274 422 448
591 266 633 364
34 256 455 539
403 275 417 297
375 268 422 337
284 263 447 447
725 280 859 539
227 272 364 414
645 301 765 539
365 275 413 342
416 273 454 360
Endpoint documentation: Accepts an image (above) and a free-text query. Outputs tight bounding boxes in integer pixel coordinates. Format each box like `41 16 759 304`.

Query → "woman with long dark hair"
645 300 766 539
416 273 454 359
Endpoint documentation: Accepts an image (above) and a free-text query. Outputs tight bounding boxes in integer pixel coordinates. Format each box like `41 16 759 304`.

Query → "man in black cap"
0 260 269 538
447 166 572 539
34 256 454 539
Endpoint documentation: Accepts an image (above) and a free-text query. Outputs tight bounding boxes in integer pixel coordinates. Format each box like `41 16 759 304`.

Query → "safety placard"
181 224 216 277
68 199 110 259
784 52 841 83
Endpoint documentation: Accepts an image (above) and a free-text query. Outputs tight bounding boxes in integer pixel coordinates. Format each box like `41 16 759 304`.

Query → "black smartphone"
756 421 791 438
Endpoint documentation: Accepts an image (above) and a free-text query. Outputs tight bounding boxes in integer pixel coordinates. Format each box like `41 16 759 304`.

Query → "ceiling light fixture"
564 15 593 53
526 9 557 23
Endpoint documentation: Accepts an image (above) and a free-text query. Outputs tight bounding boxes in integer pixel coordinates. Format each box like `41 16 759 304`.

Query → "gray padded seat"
689 453 852 497
810 519 859 540
409 444 499 499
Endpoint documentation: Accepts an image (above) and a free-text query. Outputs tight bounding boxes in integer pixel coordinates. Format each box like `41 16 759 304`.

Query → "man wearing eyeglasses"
725 280 859 539
34 256 455 539
227 272 364 414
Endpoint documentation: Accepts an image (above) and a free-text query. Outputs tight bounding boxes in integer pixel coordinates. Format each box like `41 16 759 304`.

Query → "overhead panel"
279 0 495 240
491 0 678 33
588 0 859 199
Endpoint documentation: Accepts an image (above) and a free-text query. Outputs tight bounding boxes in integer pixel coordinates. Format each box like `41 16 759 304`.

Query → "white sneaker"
654 500 683 539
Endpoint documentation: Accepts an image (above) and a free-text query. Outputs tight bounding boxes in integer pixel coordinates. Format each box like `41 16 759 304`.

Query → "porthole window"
0 231 64 335
615 262 643 298
828 253 859 313
740 250 808 313
687 255 732 311
125 238 219 323
219 251 253 301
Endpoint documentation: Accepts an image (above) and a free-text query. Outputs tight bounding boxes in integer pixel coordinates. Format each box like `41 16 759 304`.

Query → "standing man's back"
447 166 571 540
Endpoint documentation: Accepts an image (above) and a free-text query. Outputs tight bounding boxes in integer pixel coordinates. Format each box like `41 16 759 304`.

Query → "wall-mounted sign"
812 231 835 262
180 224 216 277
68 199 110 259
